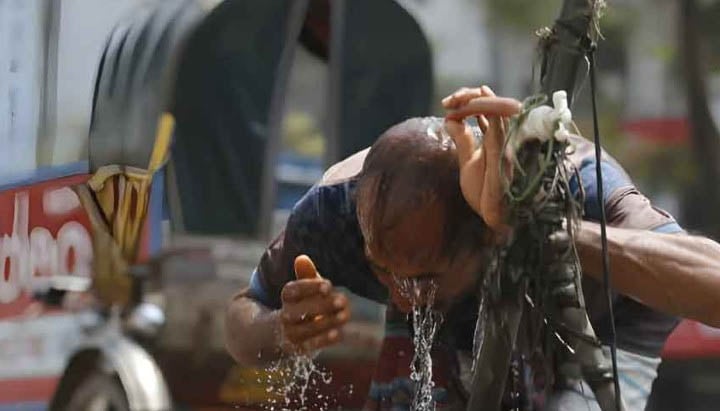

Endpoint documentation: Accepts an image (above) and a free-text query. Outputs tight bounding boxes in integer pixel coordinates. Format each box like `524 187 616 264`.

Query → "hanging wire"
587 42 622 411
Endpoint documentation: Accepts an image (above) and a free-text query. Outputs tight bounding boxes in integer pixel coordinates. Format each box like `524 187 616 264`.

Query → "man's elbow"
692 303 720 329
225 341 261 368
698 238 720 328
224 296 254 366
224 294 278 367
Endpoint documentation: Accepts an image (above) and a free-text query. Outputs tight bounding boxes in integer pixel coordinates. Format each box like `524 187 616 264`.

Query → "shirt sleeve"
575 157 683 234
239 181 387 309
241 229 297 309
239 186 325 310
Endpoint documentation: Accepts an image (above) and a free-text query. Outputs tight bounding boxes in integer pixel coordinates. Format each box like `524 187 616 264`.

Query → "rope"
588 43 622 411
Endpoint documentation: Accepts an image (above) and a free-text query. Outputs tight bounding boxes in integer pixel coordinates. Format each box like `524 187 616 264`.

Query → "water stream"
262 276 447 410
394 276 444 411
472 289 488 375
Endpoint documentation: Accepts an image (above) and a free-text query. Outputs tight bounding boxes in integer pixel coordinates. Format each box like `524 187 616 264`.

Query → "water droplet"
260 353 334 411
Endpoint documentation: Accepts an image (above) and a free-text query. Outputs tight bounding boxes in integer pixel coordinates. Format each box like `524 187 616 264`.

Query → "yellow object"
218 365 280 404
79 113 175 306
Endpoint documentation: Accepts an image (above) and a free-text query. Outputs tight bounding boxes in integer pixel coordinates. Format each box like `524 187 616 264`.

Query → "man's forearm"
225 295 284 366
576 222 720 327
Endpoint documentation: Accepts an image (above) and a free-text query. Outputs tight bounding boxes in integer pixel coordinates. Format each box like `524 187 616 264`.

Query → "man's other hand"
442 85 521 240
279 255 351 353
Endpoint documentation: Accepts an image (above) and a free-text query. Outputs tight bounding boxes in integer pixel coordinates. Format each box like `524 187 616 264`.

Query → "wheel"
65 371 130 411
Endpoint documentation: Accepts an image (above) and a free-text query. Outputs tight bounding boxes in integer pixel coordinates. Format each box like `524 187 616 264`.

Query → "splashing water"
260 354 334 411
472 289 488 374
393 276 444 411
410 284 443 411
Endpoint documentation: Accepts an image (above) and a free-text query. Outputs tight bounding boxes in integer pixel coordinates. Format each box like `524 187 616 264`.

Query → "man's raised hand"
279 255 351 354
442 85 521 240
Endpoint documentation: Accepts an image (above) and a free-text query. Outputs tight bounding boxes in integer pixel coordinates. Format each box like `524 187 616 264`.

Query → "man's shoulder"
320 148 370 185
566 134 629 180
288 150 368 233
289 149 368 220
566 133 633 198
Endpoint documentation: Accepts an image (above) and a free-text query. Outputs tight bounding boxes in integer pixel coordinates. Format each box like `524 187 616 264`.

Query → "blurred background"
1 0 719 410
5 0 720 235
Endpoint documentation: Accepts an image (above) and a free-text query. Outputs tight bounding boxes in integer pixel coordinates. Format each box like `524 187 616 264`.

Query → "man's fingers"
301 328 344 352
477 115 489 134
444 119 474 166
284 307 350 343
441 85 500 109
445 96 521 121
484 116 505 155
442 87 485 109
481 116 512 235
281 279 331 303
294 254 320 280
283 291 348 323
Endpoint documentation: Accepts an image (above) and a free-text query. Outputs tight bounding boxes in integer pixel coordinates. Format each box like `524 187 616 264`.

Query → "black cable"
588 45 622 410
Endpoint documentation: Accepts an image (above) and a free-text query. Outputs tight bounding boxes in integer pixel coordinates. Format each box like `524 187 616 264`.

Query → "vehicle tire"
64 371 130 411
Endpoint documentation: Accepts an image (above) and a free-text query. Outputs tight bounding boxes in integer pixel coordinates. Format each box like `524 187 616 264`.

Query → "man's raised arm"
577 223 720 328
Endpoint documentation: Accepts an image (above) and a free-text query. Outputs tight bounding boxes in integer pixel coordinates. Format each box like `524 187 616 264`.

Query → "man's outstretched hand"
442 85 521 240
279 255 351 354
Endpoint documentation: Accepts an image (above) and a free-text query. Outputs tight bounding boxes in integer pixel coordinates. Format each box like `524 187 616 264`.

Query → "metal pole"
38 0 62 166
539 0 593 107
258 0 310 240
539 2 624 410
325 0 345 167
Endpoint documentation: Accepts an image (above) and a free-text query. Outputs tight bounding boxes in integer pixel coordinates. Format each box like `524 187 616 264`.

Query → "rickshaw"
33 0 433 409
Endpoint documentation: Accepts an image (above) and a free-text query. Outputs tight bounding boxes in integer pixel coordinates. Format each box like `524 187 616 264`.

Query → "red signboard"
0 174 94 407
0 174 93 318
0 172 157 408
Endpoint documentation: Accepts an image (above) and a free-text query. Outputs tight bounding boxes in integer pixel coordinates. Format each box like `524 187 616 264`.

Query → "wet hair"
356 117 488 261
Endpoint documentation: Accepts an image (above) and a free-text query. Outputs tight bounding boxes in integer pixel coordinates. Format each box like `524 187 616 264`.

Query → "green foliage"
698 0 720 69
484 0 562 31
651 45 677 64
597 2 635 36
484 0 632 39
